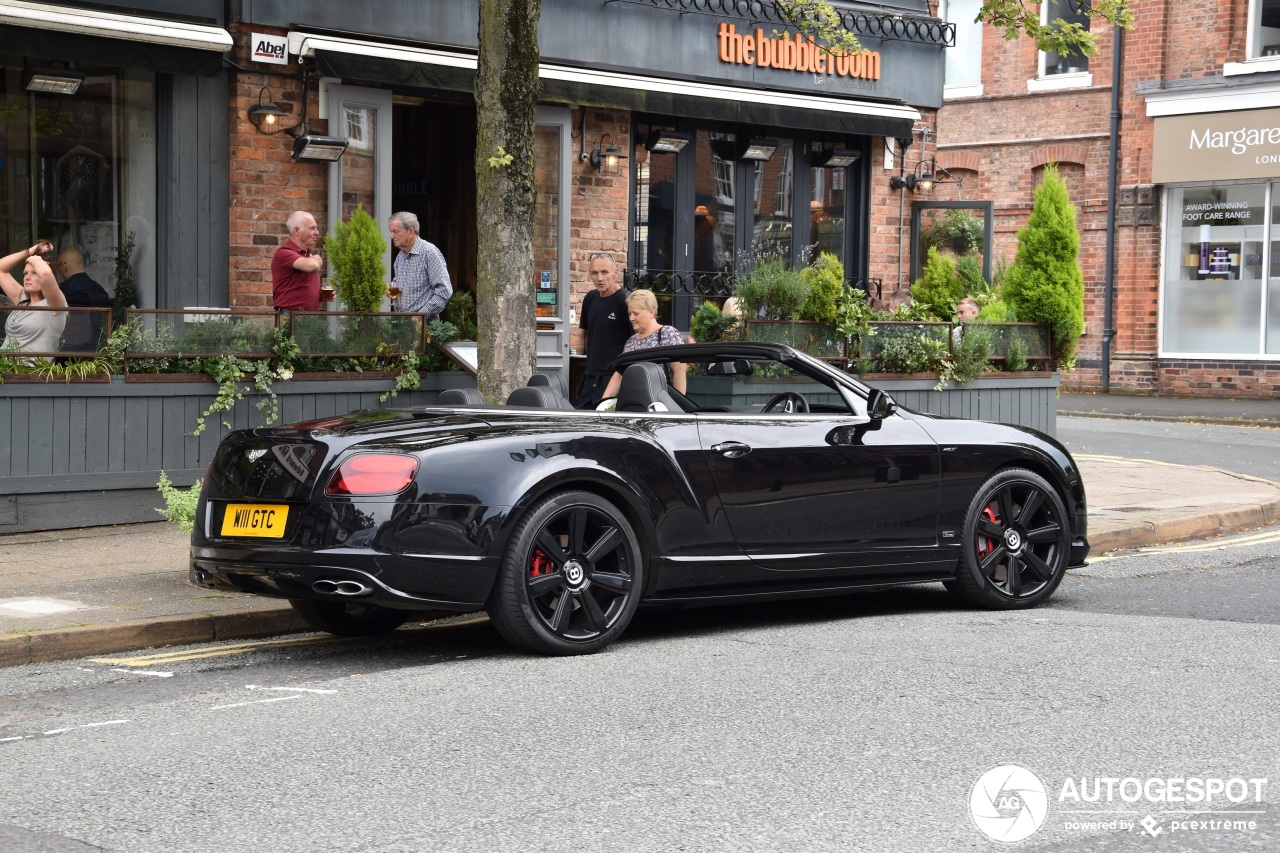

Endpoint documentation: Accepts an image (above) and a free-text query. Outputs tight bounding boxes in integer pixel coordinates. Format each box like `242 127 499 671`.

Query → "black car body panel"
190 343 1089 624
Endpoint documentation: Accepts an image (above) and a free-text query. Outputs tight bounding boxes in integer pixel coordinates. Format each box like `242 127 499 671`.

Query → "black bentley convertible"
190 342 1089 655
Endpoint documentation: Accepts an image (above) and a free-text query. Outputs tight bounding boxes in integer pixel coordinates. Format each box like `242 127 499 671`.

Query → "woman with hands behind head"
0 240 67 360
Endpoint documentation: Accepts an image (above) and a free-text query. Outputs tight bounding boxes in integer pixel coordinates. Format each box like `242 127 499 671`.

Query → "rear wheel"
488 490 644 655
288 598 412 637
948 468 1070 609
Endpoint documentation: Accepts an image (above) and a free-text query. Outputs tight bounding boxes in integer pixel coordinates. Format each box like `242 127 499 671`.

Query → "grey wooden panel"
13 398 32 477
0 397 11 477
50 396 70 475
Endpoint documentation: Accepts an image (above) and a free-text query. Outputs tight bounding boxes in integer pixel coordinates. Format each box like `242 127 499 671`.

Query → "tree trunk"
475 0 541 404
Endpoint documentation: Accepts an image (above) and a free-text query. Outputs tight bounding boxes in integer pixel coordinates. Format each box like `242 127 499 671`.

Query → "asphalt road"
1 525 1277 852
1058 416 1280 482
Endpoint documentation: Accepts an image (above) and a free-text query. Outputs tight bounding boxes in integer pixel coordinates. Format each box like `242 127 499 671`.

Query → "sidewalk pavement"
3 435 1280 668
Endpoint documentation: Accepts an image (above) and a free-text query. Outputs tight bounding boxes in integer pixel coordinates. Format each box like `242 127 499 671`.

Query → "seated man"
56 248 112 352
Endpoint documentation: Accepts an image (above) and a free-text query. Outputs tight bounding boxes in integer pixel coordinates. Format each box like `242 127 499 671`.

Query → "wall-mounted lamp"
245 71 349 162
24 66 85 95
589 133 626 173
646 129 692 153
815 148 861 168
247 86 295 134
888 130 957 195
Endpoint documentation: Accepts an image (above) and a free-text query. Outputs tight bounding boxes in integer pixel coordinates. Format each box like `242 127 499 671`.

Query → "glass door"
534 106 571 374
326 84 392 298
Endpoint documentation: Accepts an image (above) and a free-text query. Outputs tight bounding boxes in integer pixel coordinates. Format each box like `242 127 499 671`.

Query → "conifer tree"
1000 164 1085 370
911 246 961 320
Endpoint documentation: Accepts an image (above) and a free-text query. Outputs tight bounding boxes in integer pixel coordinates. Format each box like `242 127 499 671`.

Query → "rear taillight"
326 454 419 496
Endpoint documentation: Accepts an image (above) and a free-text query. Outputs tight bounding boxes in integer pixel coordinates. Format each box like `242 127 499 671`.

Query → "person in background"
0 240 67 360
888 289 913 314
953 296 980 349
56 247 111 351
271 210 328 312
577 252 631 409
389 211 452 321
601 288 687 400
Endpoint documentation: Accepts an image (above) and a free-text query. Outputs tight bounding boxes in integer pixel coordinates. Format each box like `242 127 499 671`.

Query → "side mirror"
866 388 896 420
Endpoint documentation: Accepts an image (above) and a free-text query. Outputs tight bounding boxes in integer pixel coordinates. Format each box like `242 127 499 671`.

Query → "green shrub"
911 246 962 320
1004 332 1029 372
977 298 1017 323
956 254 989 298
326 206 387 313
799 252 844 324
734 256 811 320
1000 164 1085 369
952 325 994 383
690 300 739 342
442 289 478 341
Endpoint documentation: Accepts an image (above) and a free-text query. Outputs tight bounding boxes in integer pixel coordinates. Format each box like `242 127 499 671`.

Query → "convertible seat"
616 362 681 413
437 387 486 405
505 385 562 408
527 371 573 408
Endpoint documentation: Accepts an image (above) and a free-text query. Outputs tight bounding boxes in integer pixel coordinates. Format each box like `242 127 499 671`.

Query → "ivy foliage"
1000 164 1085 370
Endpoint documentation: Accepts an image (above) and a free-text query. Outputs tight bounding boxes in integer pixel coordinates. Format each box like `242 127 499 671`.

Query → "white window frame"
1029 0 1093 91
343 105 372 151
941 0 984 100
774 143 793 215
1225 0 1280 75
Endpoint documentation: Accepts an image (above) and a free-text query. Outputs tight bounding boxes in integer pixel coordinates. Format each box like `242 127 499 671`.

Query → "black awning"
1 26 224 77
314 48 913 138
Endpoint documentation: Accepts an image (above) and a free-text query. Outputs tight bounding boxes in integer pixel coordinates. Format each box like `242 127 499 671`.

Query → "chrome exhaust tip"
312 579 373 597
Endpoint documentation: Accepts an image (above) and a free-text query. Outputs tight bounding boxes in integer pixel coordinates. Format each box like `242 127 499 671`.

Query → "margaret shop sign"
1153 108 1280 183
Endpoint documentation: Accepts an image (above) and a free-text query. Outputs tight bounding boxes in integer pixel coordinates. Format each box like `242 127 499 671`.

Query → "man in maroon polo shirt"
271 210 329 311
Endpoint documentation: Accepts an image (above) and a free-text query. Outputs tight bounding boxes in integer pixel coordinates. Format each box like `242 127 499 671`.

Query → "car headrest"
527 371 570 399
527 371 573 408
437 387 486 405
617 362 681 413
505 385 562 408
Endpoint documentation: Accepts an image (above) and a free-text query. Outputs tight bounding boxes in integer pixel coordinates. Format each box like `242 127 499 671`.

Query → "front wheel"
288 598 412 637
948 468 1070 610
487 490 644 655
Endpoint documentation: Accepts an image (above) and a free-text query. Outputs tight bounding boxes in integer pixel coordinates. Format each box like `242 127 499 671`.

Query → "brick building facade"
934 0 1280 398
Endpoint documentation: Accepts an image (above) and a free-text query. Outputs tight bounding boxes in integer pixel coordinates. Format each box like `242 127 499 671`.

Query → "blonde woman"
0 240 66 360
601 289 687 399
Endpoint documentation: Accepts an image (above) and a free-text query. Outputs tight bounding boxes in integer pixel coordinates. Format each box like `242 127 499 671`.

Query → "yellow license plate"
221 504 289 538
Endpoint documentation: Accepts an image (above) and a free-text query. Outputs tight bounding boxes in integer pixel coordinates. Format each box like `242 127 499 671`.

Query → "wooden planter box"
0 371 475 534
852 371 1061 437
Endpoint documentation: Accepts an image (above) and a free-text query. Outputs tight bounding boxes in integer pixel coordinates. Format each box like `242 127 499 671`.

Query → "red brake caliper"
976 505 999 558
529 549 554 578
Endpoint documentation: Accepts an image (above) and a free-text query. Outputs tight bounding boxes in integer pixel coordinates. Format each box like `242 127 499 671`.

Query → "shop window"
942 0 984 98
809 156 848 270
0 57 156 306
633 123 679 272
755 139 794 261
697 130 737 274
1163 184 1268 356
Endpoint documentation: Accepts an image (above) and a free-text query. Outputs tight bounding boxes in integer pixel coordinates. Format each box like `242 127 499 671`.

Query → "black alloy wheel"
948 467 1070 609
488 490 643 655
288 598 412 636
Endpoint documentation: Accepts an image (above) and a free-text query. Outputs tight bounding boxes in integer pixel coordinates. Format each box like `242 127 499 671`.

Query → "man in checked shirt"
388 211 453 321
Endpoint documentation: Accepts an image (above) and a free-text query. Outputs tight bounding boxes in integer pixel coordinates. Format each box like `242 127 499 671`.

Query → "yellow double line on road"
91 614 491 667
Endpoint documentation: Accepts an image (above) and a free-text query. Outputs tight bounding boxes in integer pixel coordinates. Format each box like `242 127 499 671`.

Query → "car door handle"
712 441 752 458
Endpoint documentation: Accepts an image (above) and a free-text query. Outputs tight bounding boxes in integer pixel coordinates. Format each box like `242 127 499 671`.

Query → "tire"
288 598 412 637
948 467 1070 610
487 490 644 655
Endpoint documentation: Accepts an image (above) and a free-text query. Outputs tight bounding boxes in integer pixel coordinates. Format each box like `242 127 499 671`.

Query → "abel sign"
1153 108 1280 183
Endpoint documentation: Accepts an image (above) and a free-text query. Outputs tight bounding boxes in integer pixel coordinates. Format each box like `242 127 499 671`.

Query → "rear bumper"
189 546 495 612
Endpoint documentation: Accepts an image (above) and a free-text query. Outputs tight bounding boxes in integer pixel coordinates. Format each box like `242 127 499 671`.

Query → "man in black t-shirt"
578 252 631 409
